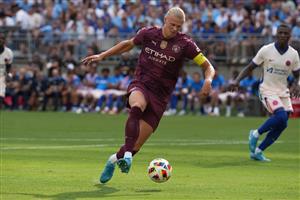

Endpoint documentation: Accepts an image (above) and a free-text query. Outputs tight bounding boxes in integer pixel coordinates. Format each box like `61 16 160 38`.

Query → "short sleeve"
252 46 265 66
133 27 148 46
292 51 300 71
184 39 202 59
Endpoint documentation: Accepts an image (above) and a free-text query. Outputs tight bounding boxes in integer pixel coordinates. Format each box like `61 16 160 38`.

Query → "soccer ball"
147 158 172 183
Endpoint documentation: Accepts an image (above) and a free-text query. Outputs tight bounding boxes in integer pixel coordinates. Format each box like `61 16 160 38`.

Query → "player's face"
276 27 290 45
163 15 183 39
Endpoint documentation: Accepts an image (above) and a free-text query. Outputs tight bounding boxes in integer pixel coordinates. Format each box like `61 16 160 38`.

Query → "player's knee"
274 109 288 130
131 102 146 111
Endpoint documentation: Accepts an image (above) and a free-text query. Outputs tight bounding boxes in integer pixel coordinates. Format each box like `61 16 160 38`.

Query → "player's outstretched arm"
192 53 215 97
81 38 135 65
200 60 215 97
230 62 258 91
291 70 300 98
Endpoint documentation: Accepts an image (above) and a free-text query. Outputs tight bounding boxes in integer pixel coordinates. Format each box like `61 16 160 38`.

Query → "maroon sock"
132 150 139 156
116 145 125 159
116 146 139 159
116 106 143 158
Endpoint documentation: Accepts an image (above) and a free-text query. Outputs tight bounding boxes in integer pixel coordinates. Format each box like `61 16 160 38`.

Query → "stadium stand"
0 0 299 116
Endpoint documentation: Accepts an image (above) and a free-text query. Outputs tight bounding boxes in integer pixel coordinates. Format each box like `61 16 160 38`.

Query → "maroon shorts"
127 81 167 131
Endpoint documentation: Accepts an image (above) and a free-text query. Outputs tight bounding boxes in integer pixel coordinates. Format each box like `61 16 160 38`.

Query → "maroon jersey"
133 26 201 103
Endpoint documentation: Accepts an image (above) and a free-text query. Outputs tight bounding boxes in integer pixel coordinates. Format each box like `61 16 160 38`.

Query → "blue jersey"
109 75 123 87
174 76 192 92
240 76 257 95
95 76 110 90
212 75 225 90
182 76 193 89
190 80 204 92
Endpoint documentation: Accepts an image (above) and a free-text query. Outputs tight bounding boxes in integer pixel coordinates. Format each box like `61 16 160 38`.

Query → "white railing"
3 28 300 65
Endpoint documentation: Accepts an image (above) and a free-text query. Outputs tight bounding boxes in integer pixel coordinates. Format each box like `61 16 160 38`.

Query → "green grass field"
1 111 299 200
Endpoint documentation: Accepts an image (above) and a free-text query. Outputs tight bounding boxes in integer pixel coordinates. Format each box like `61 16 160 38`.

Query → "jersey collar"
274 42 288 55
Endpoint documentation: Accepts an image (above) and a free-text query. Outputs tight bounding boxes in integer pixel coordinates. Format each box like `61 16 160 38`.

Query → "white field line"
0 139 283 150
0 138 120 142
0 138 283 143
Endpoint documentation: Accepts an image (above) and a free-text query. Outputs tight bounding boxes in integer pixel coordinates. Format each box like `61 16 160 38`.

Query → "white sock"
108 153 118 164
226 106 231 116
253 129 259 138
255 147 262 154
124 151 132 158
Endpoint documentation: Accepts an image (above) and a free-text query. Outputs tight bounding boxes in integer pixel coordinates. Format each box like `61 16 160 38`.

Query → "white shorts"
218 91 246 103
91 89 106 99
77 87 94 97
105 89 127 97
259 93 293 113
0 75 5 97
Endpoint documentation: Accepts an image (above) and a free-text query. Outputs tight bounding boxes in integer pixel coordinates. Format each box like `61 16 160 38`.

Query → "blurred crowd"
3 62 259 117
3 62 297 116
1 0 300 116
1 0 300 65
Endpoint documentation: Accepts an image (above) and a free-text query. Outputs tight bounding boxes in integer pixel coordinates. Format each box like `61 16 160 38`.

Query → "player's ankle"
252 130 259 138
108 153 118 164
124 151 132 159
255 147 262 154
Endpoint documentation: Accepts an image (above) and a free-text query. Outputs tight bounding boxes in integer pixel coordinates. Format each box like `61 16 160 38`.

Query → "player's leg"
181 93 188 115
0 96 3 109
252 111 288 161
100 119 153 183
249 95 289 161
225 94 232 117
116 119 153 172
0 75 5 109
115 90 147 173
100 90 147 183
249 95 278 154
210 90 220 116
0 94 4 110
132 120 154 153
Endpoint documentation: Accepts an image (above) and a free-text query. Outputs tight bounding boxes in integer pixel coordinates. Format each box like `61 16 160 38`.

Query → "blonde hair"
165 7 186 22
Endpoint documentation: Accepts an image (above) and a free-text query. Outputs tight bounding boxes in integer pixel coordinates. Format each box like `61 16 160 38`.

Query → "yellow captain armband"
193 53 207 65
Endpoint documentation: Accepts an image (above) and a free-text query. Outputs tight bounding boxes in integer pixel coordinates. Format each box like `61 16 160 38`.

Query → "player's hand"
81 54 104 65
200 79 212 97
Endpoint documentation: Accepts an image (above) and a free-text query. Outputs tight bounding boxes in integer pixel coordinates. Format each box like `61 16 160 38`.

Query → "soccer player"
0 33 13 109
82 7 215 183
232 24 300 161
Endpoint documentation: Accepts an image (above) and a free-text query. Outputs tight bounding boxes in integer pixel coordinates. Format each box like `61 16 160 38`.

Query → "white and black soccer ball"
147 158 172 183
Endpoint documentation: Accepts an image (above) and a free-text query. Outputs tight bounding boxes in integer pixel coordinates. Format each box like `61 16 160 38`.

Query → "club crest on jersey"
172 45 181 53
285 60 291 66
273 100 278 106
160 40 168 49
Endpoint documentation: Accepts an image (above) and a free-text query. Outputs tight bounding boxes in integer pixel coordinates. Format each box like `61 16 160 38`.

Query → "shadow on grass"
8 184 150 199
135 189 161 193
